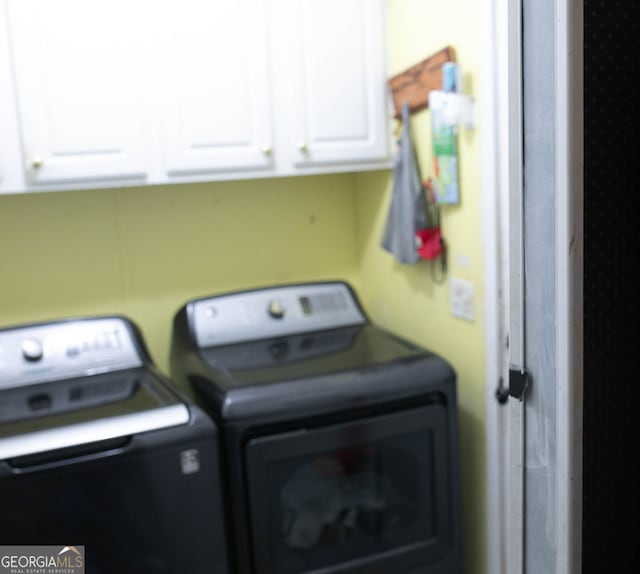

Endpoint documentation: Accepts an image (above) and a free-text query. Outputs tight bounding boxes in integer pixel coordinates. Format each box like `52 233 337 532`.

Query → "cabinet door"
278 0 389 167
6 0 150 185
158 0 273 175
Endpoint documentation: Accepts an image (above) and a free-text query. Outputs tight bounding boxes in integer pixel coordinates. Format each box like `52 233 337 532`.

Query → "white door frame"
480 0 521 571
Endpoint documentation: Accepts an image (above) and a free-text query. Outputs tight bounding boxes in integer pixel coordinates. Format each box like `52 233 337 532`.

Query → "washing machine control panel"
192 282 366 347
0 317 143 390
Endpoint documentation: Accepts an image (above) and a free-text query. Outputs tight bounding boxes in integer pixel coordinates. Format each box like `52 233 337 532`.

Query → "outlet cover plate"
450 277 474 322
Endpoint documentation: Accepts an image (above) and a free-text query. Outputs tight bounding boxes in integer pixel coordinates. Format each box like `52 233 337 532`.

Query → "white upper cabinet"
158 0 274 175
6 0 151 186
275 0 389 167
0 0 390 194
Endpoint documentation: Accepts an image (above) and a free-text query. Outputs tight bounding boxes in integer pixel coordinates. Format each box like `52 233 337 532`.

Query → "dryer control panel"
0 317 143 389
191 282 366 347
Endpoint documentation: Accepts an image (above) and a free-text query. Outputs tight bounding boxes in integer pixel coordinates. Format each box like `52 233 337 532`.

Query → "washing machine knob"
267 300 286 319
21 338 44 362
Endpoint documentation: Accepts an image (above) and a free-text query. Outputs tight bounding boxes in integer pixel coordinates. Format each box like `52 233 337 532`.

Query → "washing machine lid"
0 317 190 460
193 324 455 421
0 368 190 460
198 324 426 385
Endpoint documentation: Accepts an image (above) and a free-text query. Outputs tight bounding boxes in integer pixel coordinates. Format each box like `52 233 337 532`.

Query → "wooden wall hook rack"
387 46 457 119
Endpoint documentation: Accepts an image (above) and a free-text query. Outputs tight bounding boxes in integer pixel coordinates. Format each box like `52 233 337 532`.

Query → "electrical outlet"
450 277 474 322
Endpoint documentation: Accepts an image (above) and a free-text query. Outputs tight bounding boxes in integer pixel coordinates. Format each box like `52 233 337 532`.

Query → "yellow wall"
352 1 487 572
0 175 360 371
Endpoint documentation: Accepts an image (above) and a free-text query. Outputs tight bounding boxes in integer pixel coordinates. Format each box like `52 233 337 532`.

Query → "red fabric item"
415 227 443 260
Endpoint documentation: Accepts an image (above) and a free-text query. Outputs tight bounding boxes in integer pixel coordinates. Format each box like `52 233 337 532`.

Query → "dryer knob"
267 300 286 319
21 338 44 362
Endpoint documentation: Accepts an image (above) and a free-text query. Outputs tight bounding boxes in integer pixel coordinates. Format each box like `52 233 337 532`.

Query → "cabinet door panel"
283 0 388 166
159 0 273 175
7 0 150 185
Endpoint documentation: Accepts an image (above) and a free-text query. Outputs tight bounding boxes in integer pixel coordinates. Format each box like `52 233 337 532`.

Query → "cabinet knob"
30 155 44 170
297 141 308 153
261 144 273 155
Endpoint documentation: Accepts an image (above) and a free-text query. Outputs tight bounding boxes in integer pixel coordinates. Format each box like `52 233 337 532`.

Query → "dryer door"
244 403 457 574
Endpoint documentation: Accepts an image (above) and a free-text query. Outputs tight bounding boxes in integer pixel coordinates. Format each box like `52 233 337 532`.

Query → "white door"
275 0 389 167
157 0 273 175
6 0 150 185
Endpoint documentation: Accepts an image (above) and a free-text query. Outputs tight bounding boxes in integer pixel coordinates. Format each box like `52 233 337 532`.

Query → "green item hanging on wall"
429 90 460 204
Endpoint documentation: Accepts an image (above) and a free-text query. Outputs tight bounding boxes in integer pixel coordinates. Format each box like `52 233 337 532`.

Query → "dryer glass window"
245 404 452 574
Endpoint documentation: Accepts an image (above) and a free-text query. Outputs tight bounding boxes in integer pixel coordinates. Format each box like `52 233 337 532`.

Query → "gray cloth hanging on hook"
381 102 428 264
